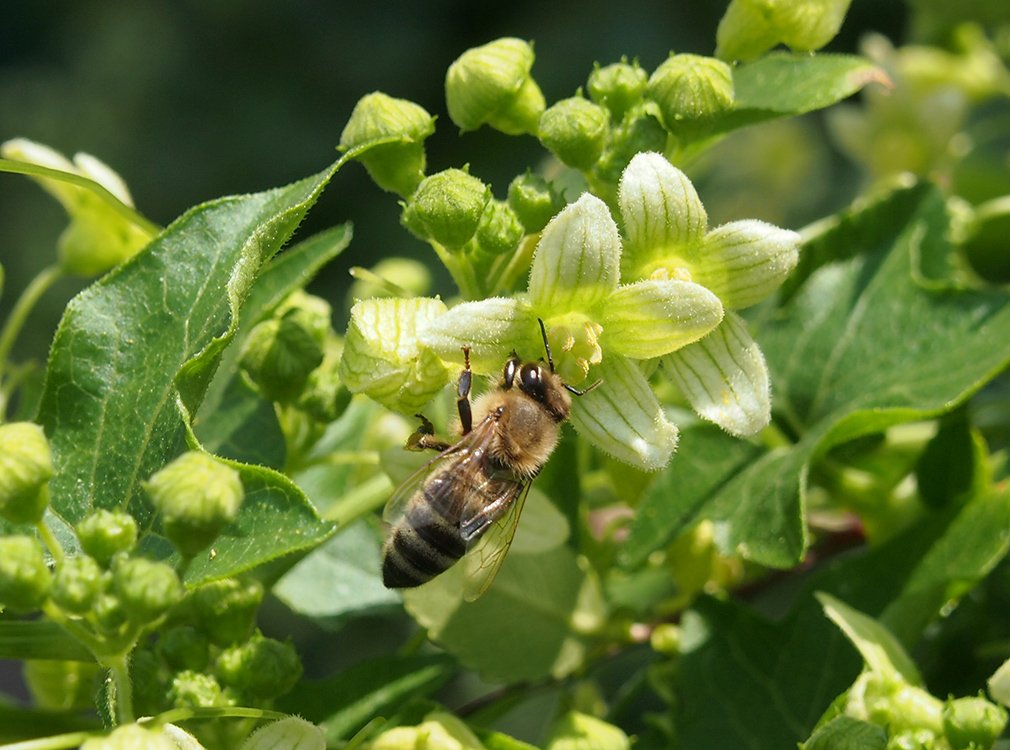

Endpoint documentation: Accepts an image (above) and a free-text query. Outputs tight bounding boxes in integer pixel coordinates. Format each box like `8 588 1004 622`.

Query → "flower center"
543 314 604 385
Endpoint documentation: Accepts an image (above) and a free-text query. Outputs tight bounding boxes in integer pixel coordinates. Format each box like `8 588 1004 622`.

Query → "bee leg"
457 347 473 435
406 414 451 452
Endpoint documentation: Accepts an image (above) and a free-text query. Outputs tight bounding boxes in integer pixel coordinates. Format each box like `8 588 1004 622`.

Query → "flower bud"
145 451 244 557
242 718 325 750
943 696 1008 750
191 578 264 647
0 536 51 613
339 92 435 196
588 59 649 121
158 626 210 672
76 509 138 566
92 592 127 634
276 291 333 347
24 659 102 711
507 171 564 233
80 724 179 750
538 96 610 170
445 38 545 135
647 54 734 140
1 139 154 277
649 624 681 655
865 684 944 737
215 632 302 700
51 554 103 615
240 312 325 403
546 711 631 750
716 0 853 62
0 422 53 524
339 297 450 414
401 168 491 249
168 670 229 709
113 557 183 624
367 712 483 750
471 198 524 258
590 105 669 205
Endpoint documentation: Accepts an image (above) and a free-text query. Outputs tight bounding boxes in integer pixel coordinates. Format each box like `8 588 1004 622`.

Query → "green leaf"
36 166 339 572
0 703 99 744
639 183 1010 569
710 53 887 136
275 654 454 743
801 716 887 750
272 520 399 620
672 486 1010 747
816 592 922 685
0 620 93 662
195 374 286 468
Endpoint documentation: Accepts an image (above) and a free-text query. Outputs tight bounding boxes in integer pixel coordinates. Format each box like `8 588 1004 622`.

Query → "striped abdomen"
382 471 471 589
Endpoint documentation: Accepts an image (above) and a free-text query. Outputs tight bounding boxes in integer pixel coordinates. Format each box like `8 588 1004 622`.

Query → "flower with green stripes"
618 151 801 436
419 190 724 470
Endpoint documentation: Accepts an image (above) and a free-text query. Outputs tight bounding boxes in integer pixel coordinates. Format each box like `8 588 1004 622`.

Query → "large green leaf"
671 487 1010 748
626 183 1010 568
36 167 339 575
710 52 887 136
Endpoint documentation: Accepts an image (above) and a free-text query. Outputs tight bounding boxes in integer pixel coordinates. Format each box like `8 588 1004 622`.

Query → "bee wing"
460 480 531 602
382 414 499 526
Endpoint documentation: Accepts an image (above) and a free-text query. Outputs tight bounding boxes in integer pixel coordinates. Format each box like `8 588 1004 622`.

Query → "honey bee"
382 319 597 600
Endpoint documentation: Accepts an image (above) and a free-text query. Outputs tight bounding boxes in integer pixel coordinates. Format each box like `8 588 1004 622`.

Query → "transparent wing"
461 480 532 602
382 414 499 526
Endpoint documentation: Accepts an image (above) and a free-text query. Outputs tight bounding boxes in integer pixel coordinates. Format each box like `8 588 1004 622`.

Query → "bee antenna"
537 318 555 372
564 378 602 397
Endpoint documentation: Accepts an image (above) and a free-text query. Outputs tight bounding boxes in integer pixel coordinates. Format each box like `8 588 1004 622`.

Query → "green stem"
0 264 64 378
36 508 64 566
429 242 481 299
107 653 135 725
0 731 95 750
323 472 392 526
489 233 538 295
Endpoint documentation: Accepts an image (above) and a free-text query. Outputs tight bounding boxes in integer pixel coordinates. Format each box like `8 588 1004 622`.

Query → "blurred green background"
1 0 906 363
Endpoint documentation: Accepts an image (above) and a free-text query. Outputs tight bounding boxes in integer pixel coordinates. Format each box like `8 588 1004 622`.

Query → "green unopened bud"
943 696 1008 750
51 554 103 615
368 712 483 750
113 557 182 624
92 592 127 634
339 297 449 414
401 168 491 249
2 139 154 277
276 291 332 347
471 198 524 258
546 711 631 750
339 92 435 196
538 96 610 170
507 172 564 233
241 312 325 403
648 54 734 140
866 684 944 737
80 724 179 750
298 336 350 423
0 536 51 613
650 624 681 655
76 510 138 566
24 659 102 711
215 632 302 700
445 37 545 135
716 0 852 62
242 718 325 750
158 626 210 672
588 59 649 121
191 578 264 647
0 422 53 524
590 105 669 205
145 452 244 557
169 670 229 709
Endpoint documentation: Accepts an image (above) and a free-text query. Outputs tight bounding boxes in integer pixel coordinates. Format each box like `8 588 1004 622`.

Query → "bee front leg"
406 414 452 452
457 347 473 435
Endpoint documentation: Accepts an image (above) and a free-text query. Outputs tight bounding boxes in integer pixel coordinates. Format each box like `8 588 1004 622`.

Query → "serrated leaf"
36 166 339 573
802 716 887 750
275 654 454 743
634 183 1010 569
709 53 887 136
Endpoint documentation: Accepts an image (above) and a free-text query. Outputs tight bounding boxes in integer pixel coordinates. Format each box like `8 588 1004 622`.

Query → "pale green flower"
618 151 800 435
422 192 724 470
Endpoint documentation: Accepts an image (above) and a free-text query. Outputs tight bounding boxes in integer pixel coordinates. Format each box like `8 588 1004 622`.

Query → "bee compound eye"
519 364 546 400
503 357 520 388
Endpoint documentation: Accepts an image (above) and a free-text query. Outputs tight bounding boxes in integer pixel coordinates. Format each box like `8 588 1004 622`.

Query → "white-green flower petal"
693 220 801 309
662 311 770 436
339 297 450 414
528 193 621 315
598 279 724 359
569 355 678 471
419 296 539 374
618 151 707 269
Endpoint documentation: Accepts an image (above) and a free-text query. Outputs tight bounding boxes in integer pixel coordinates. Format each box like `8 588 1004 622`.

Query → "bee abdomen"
382 501 467 589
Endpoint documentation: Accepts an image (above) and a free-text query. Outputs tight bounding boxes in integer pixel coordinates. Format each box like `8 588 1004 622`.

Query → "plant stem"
0 731 95 750
107 653 135 725
429 242 481 299
36 508 65 566
0 264 64 377
324 473 392 526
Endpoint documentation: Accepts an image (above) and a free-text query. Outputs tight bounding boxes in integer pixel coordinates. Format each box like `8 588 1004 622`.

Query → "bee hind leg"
406 414 451 452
